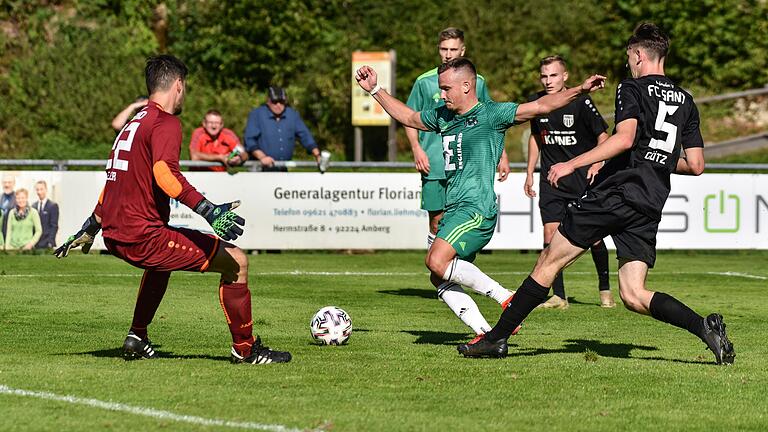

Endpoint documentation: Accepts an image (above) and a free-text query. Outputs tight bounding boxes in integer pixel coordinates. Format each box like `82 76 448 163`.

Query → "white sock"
436 282 491 334
427 232 436 249
443 258 513 305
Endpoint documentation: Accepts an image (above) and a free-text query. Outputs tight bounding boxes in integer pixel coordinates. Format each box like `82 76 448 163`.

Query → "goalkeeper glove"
54 213 101 258
194 198 245 241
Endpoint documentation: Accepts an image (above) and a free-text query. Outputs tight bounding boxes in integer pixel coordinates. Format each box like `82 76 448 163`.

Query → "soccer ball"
310 306 352 345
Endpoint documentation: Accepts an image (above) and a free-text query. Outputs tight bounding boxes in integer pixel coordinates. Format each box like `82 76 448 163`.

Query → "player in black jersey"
460 23 735 364
525 55 615 309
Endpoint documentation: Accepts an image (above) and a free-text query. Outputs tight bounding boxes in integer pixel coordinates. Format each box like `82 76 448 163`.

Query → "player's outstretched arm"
355 66 427 130
194 198 245 241
675 147 705 176
54 213 102 258
515 75 606 123
547 119 636 187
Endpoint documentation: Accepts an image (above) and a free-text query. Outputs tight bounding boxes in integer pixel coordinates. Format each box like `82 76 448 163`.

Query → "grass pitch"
1 250 767 431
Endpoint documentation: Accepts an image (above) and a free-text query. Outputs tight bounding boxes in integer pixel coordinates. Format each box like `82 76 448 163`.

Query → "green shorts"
421 178 447 211
437 208 497 262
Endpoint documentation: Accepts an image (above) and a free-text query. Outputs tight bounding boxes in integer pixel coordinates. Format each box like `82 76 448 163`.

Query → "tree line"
1 0 766 161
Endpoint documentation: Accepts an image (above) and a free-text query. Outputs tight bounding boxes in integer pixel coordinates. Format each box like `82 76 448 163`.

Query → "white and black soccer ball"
310 306 352 345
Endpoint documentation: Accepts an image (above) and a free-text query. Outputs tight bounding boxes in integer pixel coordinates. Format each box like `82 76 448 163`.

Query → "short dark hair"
204 109 222 118
438 27 464 44
438 57 476 77
626 22 669 60
540 55 567 70
145 55 188 95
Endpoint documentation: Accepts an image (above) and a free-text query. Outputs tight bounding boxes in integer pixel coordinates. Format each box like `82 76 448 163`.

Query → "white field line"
1 270 766 279
0 385 307 432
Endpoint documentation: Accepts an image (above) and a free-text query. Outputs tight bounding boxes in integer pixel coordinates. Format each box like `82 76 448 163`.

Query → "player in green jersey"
405 27 509 249
355 58 605 337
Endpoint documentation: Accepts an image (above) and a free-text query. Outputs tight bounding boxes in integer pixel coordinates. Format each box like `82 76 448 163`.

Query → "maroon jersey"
100 101 204 243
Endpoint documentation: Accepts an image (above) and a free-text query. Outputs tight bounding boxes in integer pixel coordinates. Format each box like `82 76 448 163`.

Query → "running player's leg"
428 211 514 305
614 212 735 364
590 239 610 290
538 191 568 308
502 231 584 331
206 241 253 354
129 270 171 340
613 202 733 364
539 221 568 308
110 227 288 363
617 258 734 364
122 269 171 359
459 231 585 356
427 239 492 334
615 259 653 314
206 241 292 364
591 239 614 307
107 227 224 360
477 191 618 345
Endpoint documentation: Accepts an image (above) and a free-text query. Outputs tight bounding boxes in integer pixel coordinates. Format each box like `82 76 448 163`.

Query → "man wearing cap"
244 86 321 172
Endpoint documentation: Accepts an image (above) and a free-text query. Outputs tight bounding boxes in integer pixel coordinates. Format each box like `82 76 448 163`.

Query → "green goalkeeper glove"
54 213 101 258
194 198 245 241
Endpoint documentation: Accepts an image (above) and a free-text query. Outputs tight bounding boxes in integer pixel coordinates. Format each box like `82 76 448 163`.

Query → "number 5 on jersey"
648 101 679 153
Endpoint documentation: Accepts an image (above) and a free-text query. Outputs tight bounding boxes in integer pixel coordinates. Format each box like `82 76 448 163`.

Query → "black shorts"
538 189 578 224
558 191 659 267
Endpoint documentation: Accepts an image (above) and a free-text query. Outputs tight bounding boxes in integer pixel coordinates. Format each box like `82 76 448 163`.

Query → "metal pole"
388 49 398 162
354 126 363 162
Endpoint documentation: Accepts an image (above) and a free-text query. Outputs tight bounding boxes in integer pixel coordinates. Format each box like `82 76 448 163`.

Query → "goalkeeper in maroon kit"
55 55 290 365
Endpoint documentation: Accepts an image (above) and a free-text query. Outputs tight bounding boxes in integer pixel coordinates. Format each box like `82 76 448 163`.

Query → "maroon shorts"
104 227 220 272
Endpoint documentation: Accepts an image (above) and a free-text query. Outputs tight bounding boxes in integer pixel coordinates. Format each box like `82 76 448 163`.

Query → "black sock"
552 272 565 299
544 242 565 299
590 240 610 290
131 270 170 339
485 276 549 341
649 292 705 339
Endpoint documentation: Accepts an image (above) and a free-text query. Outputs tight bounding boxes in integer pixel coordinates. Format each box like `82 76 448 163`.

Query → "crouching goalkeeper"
56 54 290 365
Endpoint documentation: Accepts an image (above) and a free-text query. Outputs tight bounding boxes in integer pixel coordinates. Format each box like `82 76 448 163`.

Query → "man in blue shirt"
244 87 321 172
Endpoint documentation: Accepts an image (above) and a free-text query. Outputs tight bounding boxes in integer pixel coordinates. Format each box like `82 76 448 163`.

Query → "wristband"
82 213 102 236
194 198 215 219
370 84 382 96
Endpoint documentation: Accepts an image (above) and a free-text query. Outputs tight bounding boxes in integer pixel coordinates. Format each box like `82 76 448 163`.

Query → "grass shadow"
505 339 710 364
67 347 229 362
506 338 658 359
536 296 606 307
403 330 470 345
378 288 436 300
565 296 594 306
